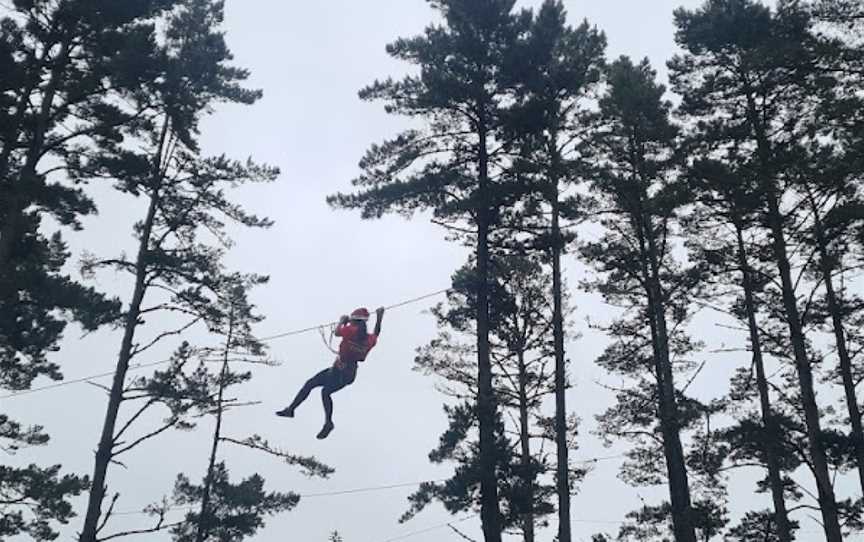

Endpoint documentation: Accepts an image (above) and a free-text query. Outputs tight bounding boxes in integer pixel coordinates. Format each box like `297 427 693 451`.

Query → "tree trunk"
476 119 502 542
645 257 697 542
79 191 159 542
550 182 571 542
807 192 864 495
195 313 234 542
742 82 844 541
765 191 843 542
733 218 793 542
79 118 169 542
516 347 535 542
632 182 697 542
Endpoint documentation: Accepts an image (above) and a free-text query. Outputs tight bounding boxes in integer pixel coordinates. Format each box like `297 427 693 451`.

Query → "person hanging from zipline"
276 306 385 439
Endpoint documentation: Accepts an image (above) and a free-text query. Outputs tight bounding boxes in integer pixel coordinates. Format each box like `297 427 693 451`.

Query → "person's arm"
335 315 350 336
373 307 385 336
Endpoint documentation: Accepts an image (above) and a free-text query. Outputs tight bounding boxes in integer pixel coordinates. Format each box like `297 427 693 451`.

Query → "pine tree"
327 2 532 540
581 57 701 542
726 510 796 542
795 146 864 495
0 0 175 378
669 2 846 538
76 2 278 540
80 343 230 539
0 2 183 538
170 280 332 542
791 4 864 495
0 456 88 540
684 153 797 540
504 5 606 540
402 254 574 540
813 0 864 34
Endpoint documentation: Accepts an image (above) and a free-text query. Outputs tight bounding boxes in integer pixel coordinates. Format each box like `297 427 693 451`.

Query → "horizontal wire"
258 288 450 342
0 359 173 400
1 288 451 401
108 463 626 516
301 478 449 498
111 478 449 516
380 515 477 542
3 285 627 533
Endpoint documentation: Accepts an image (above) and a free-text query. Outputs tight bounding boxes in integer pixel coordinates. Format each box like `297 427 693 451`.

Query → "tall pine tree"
402 254 575 540
76 2 278 539
0 2 183 538
504 5 606 540
684 155 798 541
170 279 332 542
328 2 531 539
669 2 846 538
581 57 701 542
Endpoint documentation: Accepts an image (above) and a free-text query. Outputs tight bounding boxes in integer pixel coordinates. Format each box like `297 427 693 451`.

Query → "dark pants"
287 365 357 425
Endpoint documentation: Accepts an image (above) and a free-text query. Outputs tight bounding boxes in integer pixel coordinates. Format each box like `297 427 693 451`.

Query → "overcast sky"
5 1 856 541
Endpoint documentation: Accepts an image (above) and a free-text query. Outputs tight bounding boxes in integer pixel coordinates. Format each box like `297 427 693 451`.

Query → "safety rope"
317 323 339 355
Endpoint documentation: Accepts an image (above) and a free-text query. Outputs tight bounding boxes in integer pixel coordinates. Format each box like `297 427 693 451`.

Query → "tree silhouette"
403 254 579 539
504 4 605 539
328 2 531 539
669 1 849 538
76 2 278 540
170 280 331 542
581 57 703 542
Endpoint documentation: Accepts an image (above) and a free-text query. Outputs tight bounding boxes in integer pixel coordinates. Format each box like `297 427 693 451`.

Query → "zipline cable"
112 478 452 516
0 288 452 401
109 459 626 517
258 288 451 342
380 515 476 542
116 508 479 542
302 478 447 498
0 358 174 400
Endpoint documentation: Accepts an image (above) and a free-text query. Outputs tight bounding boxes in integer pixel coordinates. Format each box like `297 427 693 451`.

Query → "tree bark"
631 167 697 542
644 242 697 542
516 347 535 542
79 191 159 542
733 218 793 542
476 118 502 542
550 176 571 542
765 191 843 542
195 312 234 542
740 78 844 540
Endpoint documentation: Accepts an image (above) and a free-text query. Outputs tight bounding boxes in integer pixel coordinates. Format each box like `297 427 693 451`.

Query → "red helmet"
350 307 370 321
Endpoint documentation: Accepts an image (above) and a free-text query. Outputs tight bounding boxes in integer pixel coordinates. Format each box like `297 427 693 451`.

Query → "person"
276 306 385 439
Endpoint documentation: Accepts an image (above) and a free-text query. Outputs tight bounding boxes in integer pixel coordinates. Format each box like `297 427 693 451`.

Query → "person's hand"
339 315 349 324
376 307 385 316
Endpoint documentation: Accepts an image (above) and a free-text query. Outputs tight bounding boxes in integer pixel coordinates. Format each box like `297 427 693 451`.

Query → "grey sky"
4 1 857 541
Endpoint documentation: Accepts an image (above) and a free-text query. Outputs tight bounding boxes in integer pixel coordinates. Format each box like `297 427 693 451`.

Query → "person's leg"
276 369 329 417
320 388 334 429
316 368 356 439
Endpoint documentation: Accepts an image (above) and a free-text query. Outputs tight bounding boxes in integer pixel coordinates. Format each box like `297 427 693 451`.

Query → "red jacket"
333 322 378 369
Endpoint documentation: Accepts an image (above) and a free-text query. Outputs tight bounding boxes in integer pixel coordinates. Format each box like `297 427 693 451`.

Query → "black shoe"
276 408 294 418
316 421 334 440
